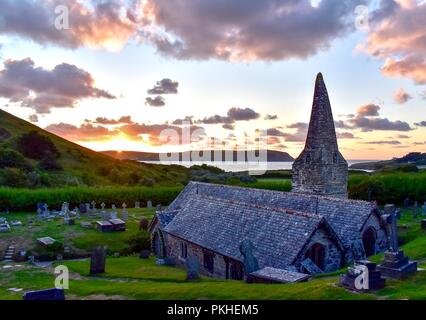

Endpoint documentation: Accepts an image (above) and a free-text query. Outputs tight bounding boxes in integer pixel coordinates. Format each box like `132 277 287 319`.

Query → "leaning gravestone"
240 239 259 275
301 258 323 275
139 217 149 231
185 256 200 281
90 246 107 274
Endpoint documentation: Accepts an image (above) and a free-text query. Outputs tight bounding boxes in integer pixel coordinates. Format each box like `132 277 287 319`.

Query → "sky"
0 0 425 160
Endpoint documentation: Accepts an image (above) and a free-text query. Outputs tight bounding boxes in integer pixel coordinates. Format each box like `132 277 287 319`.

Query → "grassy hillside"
0 109 189 187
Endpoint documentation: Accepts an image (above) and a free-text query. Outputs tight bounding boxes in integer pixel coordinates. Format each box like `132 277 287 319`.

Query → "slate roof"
164 194 338 270
165 182 378 248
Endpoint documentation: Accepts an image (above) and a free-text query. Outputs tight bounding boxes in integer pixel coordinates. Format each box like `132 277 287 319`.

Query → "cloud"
29 114 39 123
171 116 194 125
338 102 413 132
119 122 206 146
92 116 133 125
264 114 278 120
222 124 235 130
142 0 364 61
347 116 412 132
363 140 402 145
415 121 426 127
0 0 137 50
197 114 234 125
0 58 115 113
361 1 426 84
337 131 357 139
227 107 260 121
196 107 260 124
263 125 307 142
393 88 413 104
45 122 113 141
147 79 179 95
357 104 380 116
395 134 410 139
145 96 165 107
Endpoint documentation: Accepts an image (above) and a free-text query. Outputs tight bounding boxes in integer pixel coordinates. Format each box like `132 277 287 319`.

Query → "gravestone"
377 204 417 279
121 203 128 221
156 204 162 212
79 203 87 214
301 258 323 275
135 201 140 209
85 203 91 213
403 198 410 208
23 288 65 301
340 260 385 292
185 256 200 281
147 200 152 209
139 217 149 231
91 201 97 212
139 250 151 259
90 246 107 274
240 239 259 275
413 201 419 218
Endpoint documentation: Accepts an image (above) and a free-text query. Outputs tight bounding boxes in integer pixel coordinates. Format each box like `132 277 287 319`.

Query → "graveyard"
1 205 426 300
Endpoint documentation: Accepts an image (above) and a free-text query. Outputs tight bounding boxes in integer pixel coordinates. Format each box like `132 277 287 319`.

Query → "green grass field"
1 208 425 300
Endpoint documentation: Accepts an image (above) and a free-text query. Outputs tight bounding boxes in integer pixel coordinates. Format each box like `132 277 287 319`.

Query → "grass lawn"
0 208 155 256
1 206 425 300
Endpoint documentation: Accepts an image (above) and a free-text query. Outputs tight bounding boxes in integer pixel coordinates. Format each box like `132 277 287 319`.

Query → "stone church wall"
292 227 343 273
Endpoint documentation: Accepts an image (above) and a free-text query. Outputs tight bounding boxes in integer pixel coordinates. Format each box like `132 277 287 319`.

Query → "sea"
139 160 376 173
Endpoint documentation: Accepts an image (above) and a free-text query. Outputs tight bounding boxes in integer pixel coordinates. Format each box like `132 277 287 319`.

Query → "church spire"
291 73 348 199
304 73 338 151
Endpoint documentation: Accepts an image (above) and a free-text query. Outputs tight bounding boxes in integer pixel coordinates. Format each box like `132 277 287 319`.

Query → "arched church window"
305 243 325 270
362 227 376 257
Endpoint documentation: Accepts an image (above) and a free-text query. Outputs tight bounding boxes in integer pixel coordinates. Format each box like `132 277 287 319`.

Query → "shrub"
38 151 62 171
125 231 151 254
0 168 29 188
17 131 60 160
0 148 32 171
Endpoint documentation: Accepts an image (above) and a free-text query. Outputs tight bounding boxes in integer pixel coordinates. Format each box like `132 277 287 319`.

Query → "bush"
0 148 32 171
38 151 62 171
17 131 60 160
0 168 29 188
0 185 183 211
125 231 151 254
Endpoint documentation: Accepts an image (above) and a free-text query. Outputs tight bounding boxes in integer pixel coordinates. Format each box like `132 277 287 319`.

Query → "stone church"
149 73 389 282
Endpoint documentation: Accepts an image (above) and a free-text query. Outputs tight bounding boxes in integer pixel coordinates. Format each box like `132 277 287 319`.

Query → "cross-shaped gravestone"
382 204 398 252
101 202 106 210
121 203 128 220
91 201 96 211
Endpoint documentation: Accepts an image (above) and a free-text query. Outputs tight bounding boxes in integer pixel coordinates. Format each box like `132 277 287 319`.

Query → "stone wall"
292 151 348 198
165 233 236 279
292 227 343 272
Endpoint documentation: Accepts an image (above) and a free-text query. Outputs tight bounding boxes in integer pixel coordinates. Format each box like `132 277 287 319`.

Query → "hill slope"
351 152 426 171
0 109 189 187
